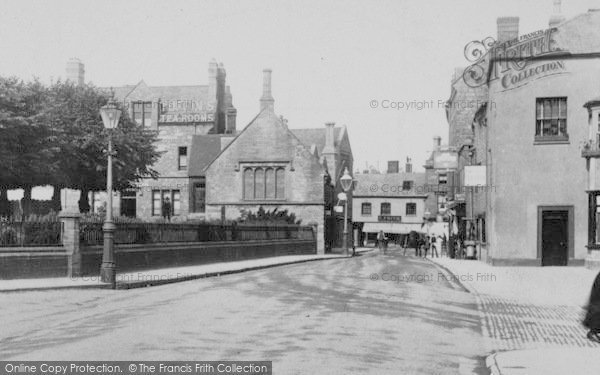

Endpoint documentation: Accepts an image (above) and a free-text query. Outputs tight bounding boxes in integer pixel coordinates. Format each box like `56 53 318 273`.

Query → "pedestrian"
403 235 409 256
423 235 430 258
584 271 600 343
431 235 439 258
377 230 385 251
162 197 172 221
383 234 388 253
441 234 448 257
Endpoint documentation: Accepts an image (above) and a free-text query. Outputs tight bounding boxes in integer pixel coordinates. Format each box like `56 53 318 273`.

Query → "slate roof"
291 128 342 154
111 81 211 103
188 134 236 177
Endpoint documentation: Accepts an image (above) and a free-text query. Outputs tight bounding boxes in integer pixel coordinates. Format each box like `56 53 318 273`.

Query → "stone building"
423 136 456 221
448 4 600 267
203 69 353 253
99 60 237 219
352 158 429 245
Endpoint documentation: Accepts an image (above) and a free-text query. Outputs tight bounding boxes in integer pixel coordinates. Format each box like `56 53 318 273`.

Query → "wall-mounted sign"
464 165 486 186
433 150 458 170
159 98 216 124
334 206 344 213
378 215 402 222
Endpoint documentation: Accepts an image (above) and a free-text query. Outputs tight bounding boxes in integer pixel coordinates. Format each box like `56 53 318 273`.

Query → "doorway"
120 190 137 217
538 206 572 266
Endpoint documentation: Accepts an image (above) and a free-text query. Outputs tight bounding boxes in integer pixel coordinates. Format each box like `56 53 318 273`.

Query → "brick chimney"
260 69 275 112
323 122 336 154
433 136 442 151
549 0 566 27
387 161 399 174
66 58 84 85
496 17 519 43
208 59 218 101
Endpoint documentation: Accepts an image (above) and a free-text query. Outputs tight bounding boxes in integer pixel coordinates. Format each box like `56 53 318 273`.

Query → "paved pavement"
0 247 487 374
429 256 600 375
0 253 349 292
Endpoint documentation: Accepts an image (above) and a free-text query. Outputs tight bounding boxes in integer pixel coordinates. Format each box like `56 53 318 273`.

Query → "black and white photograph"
1 0 600 374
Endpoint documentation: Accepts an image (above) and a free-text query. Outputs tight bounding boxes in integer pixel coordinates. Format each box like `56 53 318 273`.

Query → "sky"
1 0 599 175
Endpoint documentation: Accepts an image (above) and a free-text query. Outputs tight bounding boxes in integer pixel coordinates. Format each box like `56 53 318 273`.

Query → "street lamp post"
340 167 353 257
99 100 122 289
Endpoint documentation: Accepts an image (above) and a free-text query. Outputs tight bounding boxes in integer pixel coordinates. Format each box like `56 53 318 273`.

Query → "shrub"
238 206 302 225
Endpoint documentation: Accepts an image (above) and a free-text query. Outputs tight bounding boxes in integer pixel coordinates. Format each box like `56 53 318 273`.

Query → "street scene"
2 0 600 374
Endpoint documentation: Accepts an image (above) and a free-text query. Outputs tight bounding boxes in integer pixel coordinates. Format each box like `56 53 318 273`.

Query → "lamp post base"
343 231 348 257
101 221 116 288
100 262 116 285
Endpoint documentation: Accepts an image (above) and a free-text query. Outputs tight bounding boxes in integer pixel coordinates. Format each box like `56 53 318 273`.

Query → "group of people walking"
396 231 446 258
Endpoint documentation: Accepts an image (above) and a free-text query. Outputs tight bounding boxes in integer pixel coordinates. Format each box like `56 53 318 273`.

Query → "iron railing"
79 222 315 246
0 221 63 247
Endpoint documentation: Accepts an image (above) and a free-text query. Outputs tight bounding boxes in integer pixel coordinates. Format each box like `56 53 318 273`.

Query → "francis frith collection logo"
462 27 567 90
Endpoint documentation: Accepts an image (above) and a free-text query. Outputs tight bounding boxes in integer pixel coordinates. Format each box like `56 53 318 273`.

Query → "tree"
0 77 58 217
41 81 161 212
0 78 161 216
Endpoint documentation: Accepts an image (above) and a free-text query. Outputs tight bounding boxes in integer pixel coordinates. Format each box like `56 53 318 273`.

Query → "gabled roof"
353 172 428 197
188 134 237 177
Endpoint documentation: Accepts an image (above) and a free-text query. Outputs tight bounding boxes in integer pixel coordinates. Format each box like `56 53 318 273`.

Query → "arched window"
265 168 275 199
276 168 285 198
254 168 265 199
243 168 254 200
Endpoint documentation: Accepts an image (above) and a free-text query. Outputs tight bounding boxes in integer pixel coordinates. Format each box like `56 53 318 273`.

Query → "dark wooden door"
541 210 568 266
120 191 137 218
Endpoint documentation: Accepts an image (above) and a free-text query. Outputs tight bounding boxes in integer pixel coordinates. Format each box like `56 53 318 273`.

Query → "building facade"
448 6 600 267
352 163 428 245
203 70 353 253
103 60 237 220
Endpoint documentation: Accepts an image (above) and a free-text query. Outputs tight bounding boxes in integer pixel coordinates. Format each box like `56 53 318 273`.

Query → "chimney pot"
496 17 519 43
405 157 413 173
549 0 566 27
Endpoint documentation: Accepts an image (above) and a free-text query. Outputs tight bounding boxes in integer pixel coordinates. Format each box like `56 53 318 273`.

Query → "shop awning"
362 222 424 234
